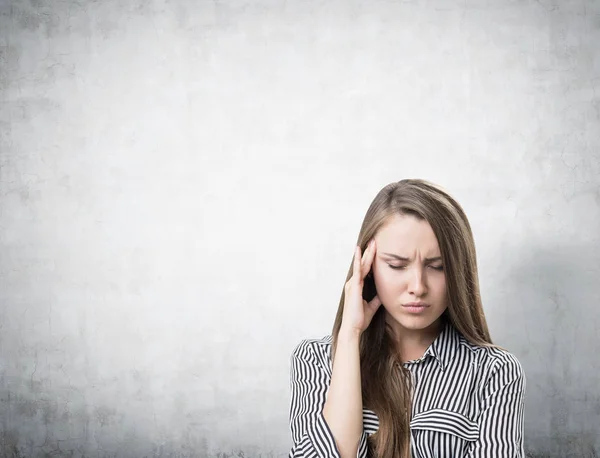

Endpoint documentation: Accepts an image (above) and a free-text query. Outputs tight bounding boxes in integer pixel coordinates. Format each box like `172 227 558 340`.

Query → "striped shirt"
288 321 526 458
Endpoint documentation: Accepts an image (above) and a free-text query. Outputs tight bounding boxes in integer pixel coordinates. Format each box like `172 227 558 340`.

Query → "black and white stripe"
288 321 526 458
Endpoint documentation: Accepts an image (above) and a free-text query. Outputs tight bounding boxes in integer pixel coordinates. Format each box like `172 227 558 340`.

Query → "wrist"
337 325 362 343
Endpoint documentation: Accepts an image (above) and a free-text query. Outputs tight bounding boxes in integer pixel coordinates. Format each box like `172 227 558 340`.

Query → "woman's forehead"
374 215 441 258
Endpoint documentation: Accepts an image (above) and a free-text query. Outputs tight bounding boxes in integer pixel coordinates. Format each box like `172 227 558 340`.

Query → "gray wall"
1 0 599 457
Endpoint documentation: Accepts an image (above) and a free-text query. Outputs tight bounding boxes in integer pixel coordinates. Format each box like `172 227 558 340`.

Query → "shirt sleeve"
465 353 527 458
288 339 369 458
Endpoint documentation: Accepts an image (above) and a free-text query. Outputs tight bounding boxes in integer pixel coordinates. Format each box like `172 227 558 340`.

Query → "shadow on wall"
0 428 285 458
0 427 283 458
525 446 599 458
503 240 600 458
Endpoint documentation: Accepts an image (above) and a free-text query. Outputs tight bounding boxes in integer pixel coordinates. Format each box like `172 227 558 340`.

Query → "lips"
402 302 429 314
402 302 429 307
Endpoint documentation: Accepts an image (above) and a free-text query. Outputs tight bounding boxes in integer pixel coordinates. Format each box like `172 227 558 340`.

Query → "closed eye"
388 264 444 271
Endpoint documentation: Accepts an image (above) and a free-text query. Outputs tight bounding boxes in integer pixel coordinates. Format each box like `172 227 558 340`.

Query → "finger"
365 294 382 314
352 245 362 285
360 239 377 278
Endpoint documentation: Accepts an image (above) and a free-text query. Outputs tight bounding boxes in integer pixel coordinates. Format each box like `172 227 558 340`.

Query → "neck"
386 316 445 363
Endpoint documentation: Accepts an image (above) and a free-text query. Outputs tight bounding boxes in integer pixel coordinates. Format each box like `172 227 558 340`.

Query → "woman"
288 179 526 458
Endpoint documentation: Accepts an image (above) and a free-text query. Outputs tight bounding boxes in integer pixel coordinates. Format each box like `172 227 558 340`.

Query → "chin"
396 318 436 331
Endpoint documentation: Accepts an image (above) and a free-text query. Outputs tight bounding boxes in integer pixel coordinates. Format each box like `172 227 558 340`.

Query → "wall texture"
1 0 599 456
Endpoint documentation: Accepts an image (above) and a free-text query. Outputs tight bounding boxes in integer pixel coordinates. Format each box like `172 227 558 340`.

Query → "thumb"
365 294 382 314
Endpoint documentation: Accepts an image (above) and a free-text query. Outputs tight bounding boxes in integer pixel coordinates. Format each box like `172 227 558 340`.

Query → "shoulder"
460 337 526 385
480 345 524 376
291 335 333 367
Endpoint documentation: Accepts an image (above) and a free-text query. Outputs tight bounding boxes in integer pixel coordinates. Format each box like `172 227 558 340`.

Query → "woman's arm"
465 353 527 458
288 242 380 458
288 338 368 458
322 328 364 458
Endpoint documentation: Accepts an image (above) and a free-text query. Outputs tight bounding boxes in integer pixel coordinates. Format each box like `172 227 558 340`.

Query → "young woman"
288 179 526 458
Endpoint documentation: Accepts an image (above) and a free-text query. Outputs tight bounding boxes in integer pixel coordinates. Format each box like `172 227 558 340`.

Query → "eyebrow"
381 253 442 262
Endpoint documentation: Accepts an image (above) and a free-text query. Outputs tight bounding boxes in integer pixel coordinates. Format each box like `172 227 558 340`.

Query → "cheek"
431 275 447 298
433 273 447 288
373 267 399 290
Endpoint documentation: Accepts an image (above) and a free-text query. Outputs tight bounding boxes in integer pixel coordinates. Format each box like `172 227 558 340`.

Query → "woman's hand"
340 239 382 336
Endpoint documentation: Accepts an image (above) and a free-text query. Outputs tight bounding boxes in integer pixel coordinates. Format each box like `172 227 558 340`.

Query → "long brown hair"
331 179 494 458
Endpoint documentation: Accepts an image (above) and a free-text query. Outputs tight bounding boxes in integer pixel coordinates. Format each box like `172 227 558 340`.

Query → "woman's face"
371 213 448 337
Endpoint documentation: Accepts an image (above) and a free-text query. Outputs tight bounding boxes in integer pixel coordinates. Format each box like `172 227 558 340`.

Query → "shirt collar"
422 319 461 371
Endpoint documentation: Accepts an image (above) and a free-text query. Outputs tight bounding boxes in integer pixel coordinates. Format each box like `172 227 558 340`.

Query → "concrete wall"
1 0 598 456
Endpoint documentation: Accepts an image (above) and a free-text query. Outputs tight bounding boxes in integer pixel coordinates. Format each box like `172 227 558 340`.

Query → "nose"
408 266 427 297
